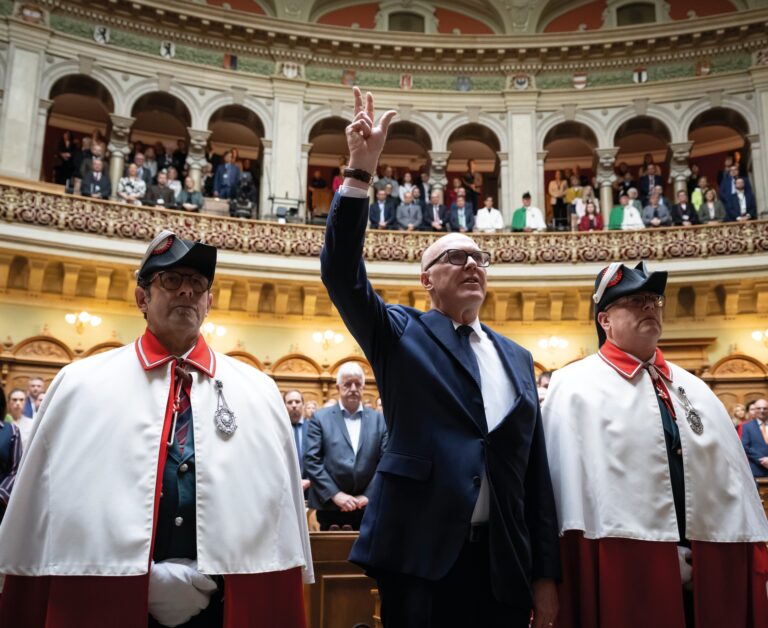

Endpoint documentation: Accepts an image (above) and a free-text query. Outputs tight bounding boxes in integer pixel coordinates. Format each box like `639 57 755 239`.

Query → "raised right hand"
345 87 396 179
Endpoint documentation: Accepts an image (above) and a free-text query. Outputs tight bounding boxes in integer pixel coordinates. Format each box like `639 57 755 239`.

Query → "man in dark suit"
719 163 753 201
724 177 757 222
369 188 396 229
320 87 559 628
422 190 449 232
132 153 153 189
143 170 177 208
79 158 111 200
741 398 768 478
448 195 475 233
305 361 388 531
639 163 662 205
670 190 700 226
213 150 241 199
284 389 310 492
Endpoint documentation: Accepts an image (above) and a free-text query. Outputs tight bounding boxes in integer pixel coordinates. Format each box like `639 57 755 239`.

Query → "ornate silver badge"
213 379 237 437
677 386 703 435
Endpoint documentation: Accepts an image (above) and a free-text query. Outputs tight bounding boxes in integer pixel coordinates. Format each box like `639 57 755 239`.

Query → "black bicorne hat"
136 230 217 284
593 261 667 346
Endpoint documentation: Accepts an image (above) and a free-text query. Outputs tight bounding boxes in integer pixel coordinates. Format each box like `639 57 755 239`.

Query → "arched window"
616 2 656 26
388 11 425 32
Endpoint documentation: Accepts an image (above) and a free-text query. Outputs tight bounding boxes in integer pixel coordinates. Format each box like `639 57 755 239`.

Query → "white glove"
677 546 692 586
148 559 218 627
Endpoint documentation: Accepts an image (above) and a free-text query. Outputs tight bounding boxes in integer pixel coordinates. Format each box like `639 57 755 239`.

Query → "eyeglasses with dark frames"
424 249 492 271
606 293 665 311
149 270 211 294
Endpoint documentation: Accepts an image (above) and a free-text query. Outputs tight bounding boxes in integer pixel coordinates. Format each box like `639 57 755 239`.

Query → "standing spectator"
284 390 310 491
21 377 44 419
172 139 188 174
6 389 33 448
75 136 93 182
687 163 700 197
454 187 473 213
617 170 635 201
670 190 700 226
143 146 158 181
690 175 709 210
398 171 415 202
537 370 553 404
716 154 734 188
117 163 147 205
697 187 726 224
143 170 177 208
166 166 182 200
444 177 464 209
720 163 753 201
637 152 656 177
332 158 347 193
511 192 546 232
741 398 768 478
396 191 422 231
132 153 153 189
155 141 172 172
725 177 757 222
449 195 475 233
639 163 662 206
422 190 449 232
80 158 111 200
548 170 567 227
416 171 431 202
54 130 76 185
0 386 21 524
410 185 426 215
213 150 241 199
177 176 204 212
642 192 672 227
369 188 396 230
461 159 480 212
578 200 604 231
305 362 388 531
374 165 400 201
201 163 214 197
80 143 106 182
475 196 504 233
731 403 746 432
304 399 318 421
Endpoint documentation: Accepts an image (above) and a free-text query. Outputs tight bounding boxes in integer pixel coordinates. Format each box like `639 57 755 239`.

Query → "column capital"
301 142 313 154
594 147 619 185
108 114 135 154
745 133 761 148
536 150 548 164
496 151 509 162
261 138 273 152
38 98 53 112
668 141 694 181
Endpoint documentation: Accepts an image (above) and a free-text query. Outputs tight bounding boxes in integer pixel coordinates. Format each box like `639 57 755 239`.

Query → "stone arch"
41 62 123 114
207 104 266 168
302 105 352 144
610 112 674 180
606 105 679 145
381 119 433 179
129 90 193 157
446 121 503 207
439 112 506 153
680 98 757 138
537 110 606 149
12 336 74 363
200 93 273 140
123 79 200 127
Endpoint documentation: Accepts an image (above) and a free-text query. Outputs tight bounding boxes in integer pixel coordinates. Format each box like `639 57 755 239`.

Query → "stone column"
107 114 135 200
31 99 53 180
594 147 620 225
268 79 307 217
299 142 312 220
667 141 694 196
259 138 273 218
427 150 450 204
496 151 511 222
186 128 212 192
535 150 548 222
503 94 538 210
746 133 765 217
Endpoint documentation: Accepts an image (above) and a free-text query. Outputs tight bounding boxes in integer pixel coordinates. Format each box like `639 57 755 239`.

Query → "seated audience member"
725 177 757 222
720 162 753 201
621 199 645 230
511 192 546 232
143 170 177 208
369 188 396 230
177 176 204 212
448 195 475 233
132 153 153 189
143 146 158 180
283 390 310 492
374 165 399 200
172 139 187 175
398 171 415 203
573 186 599 230
6 388 33 449
638 162 662 205
201 163 214 197
578 201 604 231
416 171 431 201
229 172 258 218
690 175 708 210
396 191 423 232
608 193 627 230
454 187 473 214
627 186 643 211
475 196 504 233
80 143 107 182
0 385 21 525
305 362 388 531
117 163 147 205
80 158 111 200
653 184 670 210
642 192 672 227
166 166 182 200
741 398 768 478
670 190 700 226
697 187 726 224
422 190 449 232
213 150 241 199
21 377 44 419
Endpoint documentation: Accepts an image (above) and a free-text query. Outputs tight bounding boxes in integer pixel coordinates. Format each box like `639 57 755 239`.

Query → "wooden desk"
305 532 377 628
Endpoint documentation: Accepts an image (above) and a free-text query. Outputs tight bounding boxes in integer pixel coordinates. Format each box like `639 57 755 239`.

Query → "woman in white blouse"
475 196 505 233
117 163 146 205
398 171 415 203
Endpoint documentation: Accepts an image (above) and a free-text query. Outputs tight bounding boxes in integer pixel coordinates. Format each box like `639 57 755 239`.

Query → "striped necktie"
174 362 193 453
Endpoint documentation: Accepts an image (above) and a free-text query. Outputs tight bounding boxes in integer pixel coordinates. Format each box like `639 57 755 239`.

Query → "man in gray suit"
305 361 389 530
396 191 423 231
642 191 672 228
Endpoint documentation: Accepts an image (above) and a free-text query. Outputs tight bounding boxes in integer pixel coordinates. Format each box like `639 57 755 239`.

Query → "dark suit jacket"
719 173 753 201
320 193 560 606
369 199 397 229
670 203 700 226
421 203 449 231
133 165 153 189
448 205 475 232
724 191 757 221
213 163 241 199
144 185 177 209
741 419 768 478
639 174 662 203
305 405 388 510
80 171 111 199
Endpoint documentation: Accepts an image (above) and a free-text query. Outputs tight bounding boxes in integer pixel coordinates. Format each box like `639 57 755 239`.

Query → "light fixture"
203 321 227 343
538 336 569 350
313 329 344 350
64 311 102 334
751 329 768 346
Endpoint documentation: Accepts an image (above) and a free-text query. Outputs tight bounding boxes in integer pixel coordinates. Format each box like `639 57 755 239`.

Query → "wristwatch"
343 167 373 185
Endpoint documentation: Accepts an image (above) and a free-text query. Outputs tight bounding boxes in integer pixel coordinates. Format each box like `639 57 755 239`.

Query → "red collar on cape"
134 328 215 377
598 340 671 382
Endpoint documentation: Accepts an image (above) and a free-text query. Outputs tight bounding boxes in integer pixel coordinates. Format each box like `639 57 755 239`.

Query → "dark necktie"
456 325 481 386
174 362 193 453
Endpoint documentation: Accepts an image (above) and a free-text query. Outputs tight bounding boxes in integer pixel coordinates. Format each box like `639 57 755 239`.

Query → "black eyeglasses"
606 293 665 310
424 249 492 271
149 270 210 294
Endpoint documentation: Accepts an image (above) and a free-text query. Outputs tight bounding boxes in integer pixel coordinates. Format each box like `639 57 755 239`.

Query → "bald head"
421 233 479 271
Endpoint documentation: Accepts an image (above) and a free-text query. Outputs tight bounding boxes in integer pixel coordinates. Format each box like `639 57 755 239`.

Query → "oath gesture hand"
345 87 397 183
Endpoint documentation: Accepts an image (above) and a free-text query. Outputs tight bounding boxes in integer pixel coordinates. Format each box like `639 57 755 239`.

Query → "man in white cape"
0 231 313 628
542 261 768 628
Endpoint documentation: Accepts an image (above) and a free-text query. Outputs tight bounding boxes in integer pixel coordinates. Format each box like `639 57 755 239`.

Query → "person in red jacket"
577 201 604 231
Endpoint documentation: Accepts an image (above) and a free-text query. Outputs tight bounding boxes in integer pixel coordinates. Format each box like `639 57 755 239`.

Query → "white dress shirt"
475 207 504 232
452 318 516 523
340 401 363 455
621 206 645 230
526 206 547 231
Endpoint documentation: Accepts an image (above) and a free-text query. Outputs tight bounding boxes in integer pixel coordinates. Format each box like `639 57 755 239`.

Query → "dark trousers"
316 508 365 531
376 529 532 628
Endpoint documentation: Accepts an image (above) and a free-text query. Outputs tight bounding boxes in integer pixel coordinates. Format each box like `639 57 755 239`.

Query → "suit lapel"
331 406 354 453
419 309 480 390
483 324 526 401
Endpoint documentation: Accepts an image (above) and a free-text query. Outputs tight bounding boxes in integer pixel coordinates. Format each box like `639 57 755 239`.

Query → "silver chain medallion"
677 386 704 435
213 379 237 436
